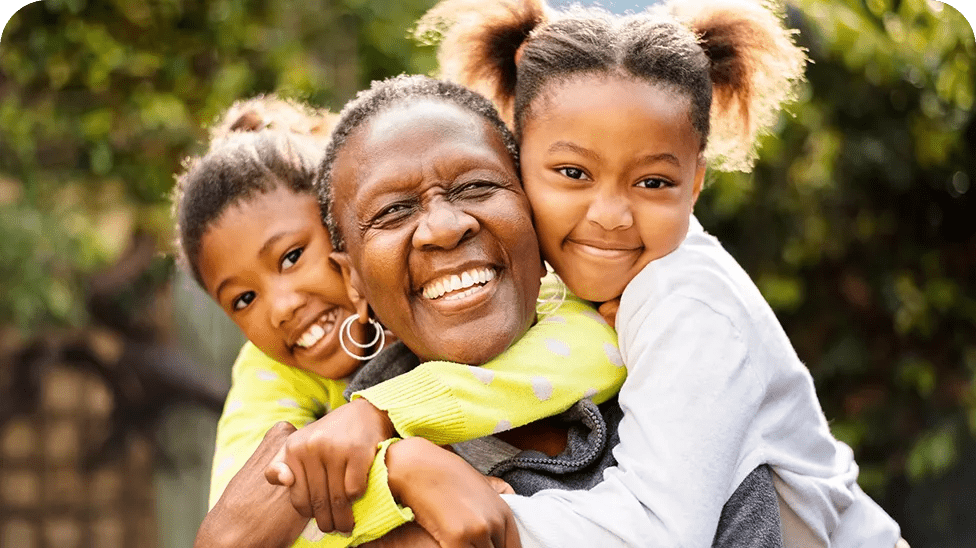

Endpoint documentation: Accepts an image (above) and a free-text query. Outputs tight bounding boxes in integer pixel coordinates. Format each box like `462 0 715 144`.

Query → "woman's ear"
330 251 370 324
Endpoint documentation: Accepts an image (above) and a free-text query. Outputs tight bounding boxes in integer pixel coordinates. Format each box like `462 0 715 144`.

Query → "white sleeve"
503 294 766 547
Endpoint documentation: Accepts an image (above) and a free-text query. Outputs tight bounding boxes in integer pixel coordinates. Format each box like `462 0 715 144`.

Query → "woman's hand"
196 422 308 548
264 397 396 534
386 437 522 548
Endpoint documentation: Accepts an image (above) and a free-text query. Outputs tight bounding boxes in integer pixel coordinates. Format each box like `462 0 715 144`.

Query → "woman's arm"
353 276 627 445
201 343 413 548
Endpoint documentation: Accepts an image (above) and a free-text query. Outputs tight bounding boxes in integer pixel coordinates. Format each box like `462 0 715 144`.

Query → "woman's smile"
330 99 543 364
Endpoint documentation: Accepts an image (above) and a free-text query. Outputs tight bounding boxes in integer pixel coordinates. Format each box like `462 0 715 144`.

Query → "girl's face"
519 75 706 302
330 99 543 365
197 186 361 379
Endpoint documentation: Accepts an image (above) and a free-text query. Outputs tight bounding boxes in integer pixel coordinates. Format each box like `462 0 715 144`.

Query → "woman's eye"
636 177 672 189
282 247 303 269
232 291 255 311
453 181 497 199
557 167 589 180
372 202 416 227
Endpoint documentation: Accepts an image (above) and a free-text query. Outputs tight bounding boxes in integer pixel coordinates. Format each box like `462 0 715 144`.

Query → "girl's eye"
636 177 673 189
232 291 255 311
282 247 303 269
557 167 589 180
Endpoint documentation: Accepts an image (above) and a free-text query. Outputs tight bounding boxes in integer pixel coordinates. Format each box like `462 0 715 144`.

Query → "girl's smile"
197 186 362 379
519 75 706 302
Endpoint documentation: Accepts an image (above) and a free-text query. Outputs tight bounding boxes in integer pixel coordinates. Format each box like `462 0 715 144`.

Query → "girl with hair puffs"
415 0 906 546
173 96 629 547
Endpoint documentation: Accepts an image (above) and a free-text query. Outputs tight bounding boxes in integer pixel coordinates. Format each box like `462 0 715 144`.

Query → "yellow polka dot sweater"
208 275 625 547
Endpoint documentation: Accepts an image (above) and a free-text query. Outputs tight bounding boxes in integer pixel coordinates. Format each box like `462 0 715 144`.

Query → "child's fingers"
327 458 355 534
264 446 295 486
304 458 337 533
344 452 372 500
287 459 315 519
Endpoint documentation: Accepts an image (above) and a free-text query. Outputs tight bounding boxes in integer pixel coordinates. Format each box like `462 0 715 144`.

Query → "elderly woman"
196 75 783 548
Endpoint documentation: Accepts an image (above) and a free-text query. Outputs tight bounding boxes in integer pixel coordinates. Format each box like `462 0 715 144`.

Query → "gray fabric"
347 340 782 547
451 436 522 475
712 464 784 548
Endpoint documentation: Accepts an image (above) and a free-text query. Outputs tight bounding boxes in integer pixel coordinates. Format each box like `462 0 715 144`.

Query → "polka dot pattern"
493 420 512 434
544 338 571 357
604 343 624 367
532 376 554 401
226 400 243 413
469 366 495 385
583 388 598 399
301 520 326 541
278 398 301 409
256 370 279 382
215 455 235 476
542 315 567 324
583 310 610 326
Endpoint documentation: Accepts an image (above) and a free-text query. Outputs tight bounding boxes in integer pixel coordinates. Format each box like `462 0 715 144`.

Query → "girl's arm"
352 276 626 445
501 292 766 546
201 343 413 548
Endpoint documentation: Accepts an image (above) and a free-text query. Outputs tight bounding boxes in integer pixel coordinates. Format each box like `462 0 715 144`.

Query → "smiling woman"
326 96 544 365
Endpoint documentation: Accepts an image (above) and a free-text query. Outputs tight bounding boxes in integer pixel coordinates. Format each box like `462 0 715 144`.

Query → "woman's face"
330 99 544 365
197 186 362 379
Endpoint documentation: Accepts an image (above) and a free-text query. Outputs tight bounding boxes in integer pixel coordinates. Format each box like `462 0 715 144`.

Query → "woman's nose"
413 198 480 250
586 190 634 231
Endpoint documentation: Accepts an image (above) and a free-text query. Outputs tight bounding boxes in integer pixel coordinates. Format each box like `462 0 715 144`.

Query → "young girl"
417 0 906 546
172 96 627 547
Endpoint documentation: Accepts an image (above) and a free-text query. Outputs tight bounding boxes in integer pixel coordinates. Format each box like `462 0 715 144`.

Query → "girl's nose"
269 281 306 328
413 198 481 250
586 190 634 231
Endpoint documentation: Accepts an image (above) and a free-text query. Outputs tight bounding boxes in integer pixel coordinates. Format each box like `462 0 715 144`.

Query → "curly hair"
172 96 335 285
316 74 519 251
418 0 807 171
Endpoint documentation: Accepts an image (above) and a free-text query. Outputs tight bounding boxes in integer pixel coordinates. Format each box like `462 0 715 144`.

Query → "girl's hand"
598 298 621 329
386 437 522 548
264 398 395 534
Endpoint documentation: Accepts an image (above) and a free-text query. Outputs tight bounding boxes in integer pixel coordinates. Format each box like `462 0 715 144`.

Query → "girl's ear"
330 251 370 324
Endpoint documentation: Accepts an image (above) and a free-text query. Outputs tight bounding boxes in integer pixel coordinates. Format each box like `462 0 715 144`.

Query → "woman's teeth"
423 267 496 300
295 310 339 348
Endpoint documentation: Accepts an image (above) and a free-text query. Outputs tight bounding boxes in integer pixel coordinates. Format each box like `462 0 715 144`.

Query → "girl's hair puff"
668 0 807 170
426 0 806 172
415 0 549 126
172 96 336 286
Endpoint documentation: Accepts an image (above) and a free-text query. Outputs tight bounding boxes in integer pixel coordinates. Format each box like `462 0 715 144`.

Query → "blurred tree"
0 0 973 546
0 0 437 336
694 0 975 543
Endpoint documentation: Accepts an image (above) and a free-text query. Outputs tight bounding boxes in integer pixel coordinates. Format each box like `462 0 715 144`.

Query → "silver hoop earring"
537 273 567 319
339 314 386 361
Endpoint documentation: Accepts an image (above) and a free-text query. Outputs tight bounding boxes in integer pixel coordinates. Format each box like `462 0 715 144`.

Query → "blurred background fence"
0 0 973 546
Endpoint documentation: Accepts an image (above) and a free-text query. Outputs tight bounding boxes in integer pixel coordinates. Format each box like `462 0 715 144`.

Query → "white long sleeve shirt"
503 216 901 547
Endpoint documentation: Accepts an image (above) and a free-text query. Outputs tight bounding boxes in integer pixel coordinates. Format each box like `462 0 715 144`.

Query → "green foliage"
696 0 975 500
0 0 974 535
0 0 437 331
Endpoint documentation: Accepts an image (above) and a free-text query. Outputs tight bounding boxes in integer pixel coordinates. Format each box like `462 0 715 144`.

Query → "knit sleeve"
352 275 626 445
208 343 413 548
